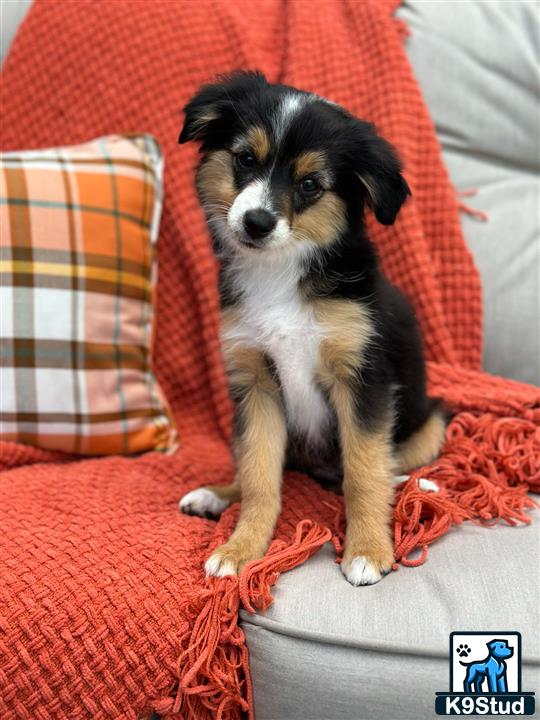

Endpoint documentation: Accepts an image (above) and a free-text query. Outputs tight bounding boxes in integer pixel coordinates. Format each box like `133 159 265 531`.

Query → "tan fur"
330 382 395 572
202 480 242 504
314 298 374 384
246 126 271 163
208 312 286 573
190 110 219 139
223 341 276 393
221 308 279 395
314 301 393 571
208 365 286 573
221 305 241 335
281 191 293 224
292 192 347 246
197 150 237 214
394 410 446 474
355 171 378 206
294 150 327 180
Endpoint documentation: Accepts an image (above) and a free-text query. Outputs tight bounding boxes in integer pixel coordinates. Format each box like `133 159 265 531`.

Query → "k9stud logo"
435 632 535 715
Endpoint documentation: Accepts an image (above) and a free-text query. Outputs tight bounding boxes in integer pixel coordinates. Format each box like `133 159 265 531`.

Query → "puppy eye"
236 151 256 169
299 177 320 196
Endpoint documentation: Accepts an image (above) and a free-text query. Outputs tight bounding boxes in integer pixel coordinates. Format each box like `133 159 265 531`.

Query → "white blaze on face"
275 93 307 143
227 178 291 249
228 179 268 234
226 93 312 251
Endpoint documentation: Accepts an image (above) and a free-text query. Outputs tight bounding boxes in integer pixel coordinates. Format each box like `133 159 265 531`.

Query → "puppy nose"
243 209 277 240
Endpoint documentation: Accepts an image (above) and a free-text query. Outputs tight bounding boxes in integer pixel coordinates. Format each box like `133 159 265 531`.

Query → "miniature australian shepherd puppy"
178 71 446 585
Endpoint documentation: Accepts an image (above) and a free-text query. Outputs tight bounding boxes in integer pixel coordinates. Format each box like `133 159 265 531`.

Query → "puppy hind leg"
179 479 241 519
392 409 446 492
394 409 446 475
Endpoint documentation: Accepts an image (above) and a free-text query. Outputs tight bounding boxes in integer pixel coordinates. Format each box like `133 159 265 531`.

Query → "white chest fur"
222 252 331 444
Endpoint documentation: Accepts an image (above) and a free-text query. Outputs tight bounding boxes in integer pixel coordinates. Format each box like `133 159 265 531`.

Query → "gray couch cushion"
241 513 540 720
1 0 32 65
395 0 539 386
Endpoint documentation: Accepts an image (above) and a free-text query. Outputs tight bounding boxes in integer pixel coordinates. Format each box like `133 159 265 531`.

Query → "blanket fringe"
456 188 488 221
157 520 331 720
159 410 538 718
239 520 333 613
394 411 538 565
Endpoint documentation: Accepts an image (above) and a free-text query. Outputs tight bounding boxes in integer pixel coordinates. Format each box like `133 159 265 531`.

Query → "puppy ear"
178 84 224 145
350 122 411 225
179 70 268 146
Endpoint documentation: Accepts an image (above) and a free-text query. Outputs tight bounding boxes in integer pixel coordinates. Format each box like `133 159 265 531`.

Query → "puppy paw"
179 487 230 519
417 478 439 493
394 475 439 493
341 553 393 586
205 541 262 577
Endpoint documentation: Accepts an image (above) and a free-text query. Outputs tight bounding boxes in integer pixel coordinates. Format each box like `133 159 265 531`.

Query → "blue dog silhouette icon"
460 639 514 693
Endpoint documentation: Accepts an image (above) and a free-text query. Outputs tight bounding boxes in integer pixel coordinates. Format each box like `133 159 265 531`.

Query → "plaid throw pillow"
0 134 177 455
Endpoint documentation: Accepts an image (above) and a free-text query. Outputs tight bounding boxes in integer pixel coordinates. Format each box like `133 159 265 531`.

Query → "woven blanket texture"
1 1 538 719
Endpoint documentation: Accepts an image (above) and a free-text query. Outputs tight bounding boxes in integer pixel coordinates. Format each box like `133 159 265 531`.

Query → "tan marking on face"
294 150 327 181
314 298 374 386
196 150 238 216
394 409 446 474
281 191 293 224
246 126 271 163
292 192 346 246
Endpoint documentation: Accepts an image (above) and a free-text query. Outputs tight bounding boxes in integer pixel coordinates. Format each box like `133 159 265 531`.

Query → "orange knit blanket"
1 1 538 719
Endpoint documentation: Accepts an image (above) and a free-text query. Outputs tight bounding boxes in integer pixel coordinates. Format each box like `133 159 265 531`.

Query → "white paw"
205 553 238 577
417 478 439 493
394 475 439 492
179 487 230 518
341 556 389 586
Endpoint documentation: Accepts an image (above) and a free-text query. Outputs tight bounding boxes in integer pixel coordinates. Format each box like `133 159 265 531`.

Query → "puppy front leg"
206 349 287 577
331 382 395 586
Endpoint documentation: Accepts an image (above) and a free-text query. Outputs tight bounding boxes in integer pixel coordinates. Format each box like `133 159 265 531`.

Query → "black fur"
180 71 437 478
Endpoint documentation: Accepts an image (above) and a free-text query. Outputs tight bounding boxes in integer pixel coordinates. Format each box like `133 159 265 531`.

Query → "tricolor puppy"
178 71 445 585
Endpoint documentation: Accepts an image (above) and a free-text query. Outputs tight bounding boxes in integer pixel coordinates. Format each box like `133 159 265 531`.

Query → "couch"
2 2 538 718
242 4 540 717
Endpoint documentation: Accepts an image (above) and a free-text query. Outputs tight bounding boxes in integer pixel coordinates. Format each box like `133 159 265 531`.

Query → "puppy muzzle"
242 209 277 247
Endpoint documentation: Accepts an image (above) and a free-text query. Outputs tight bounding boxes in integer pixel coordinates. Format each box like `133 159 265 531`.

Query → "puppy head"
179 71 410 257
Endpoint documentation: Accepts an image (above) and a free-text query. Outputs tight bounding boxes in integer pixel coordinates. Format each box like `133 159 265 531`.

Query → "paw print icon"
456 644 471 658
